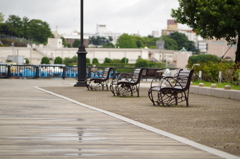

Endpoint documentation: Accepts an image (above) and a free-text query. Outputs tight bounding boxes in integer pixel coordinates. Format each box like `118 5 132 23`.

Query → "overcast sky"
0 0 190 36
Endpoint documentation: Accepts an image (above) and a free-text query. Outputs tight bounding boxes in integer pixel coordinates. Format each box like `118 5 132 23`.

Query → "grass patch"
192 80 240 90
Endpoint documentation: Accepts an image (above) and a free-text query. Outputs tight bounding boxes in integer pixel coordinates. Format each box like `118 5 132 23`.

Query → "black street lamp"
74 0 87 87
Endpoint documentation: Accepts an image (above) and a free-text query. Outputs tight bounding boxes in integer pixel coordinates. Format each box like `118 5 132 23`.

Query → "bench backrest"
131 68 144 84
102 67 113 80
174 69 194 91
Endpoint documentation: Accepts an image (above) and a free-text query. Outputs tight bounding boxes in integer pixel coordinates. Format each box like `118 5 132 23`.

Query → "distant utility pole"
11 42 14 62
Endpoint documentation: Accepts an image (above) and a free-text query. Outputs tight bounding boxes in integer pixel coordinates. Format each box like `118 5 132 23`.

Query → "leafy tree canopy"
72 39 80 48
89 36 114 48
171 0 240 62
141 35 158 49
27 19 54 44
116 34 159 49
116 33 137 48
61 37 69 47
161 36 178 50
168 32 195 51
0 23 16 36
1 14 53 44
5 15 23 37
0 12 4 23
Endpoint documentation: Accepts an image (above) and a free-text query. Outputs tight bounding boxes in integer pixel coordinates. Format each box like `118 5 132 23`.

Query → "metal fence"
0 64 137 79
0 34 35 45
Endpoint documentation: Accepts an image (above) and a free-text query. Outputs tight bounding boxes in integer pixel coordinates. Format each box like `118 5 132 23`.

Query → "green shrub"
41 57 50 64
63 57 72 66
192 61 239 84
135 59 149 68
120 57 129 64
187 54 219 68
86 58 90 64
103 58 112 63
92 58 99 64
54 56 62 64
24 58 29 64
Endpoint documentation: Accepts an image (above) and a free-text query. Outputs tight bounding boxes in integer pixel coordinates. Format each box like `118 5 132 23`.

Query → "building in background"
47 38 62 48
61 31 89 47
162 19 198 45
206 38 237 60
197 40 207 54
152 30 160 38
86 24 122 45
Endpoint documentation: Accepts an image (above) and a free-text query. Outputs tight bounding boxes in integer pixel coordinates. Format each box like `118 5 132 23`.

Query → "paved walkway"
0 79 239 159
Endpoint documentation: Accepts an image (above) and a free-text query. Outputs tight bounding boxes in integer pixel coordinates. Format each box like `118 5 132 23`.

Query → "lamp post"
74 0 87 87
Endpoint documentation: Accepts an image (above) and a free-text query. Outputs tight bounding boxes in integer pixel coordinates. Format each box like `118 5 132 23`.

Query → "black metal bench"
86 67 114 91
148 69 194 107
110 68 144 97
142 68 165 81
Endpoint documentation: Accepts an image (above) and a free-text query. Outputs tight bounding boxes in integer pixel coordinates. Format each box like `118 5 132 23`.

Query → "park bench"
148 69 194 107
142 68 165 81
110 68 144 97
86 67 114 91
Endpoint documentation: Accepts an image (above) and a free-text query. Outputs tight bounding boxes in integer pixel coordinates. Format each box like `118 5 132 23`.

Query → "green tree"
0 13 4 23
108 36 113 42
41 57 50 64
27 19 53 44
92 58 99 64
116 33 137 48
54 56 62 64
5 15 23 37
141 35 158 49
21 16 30 38
161 36 178 50
72 39 80 48
61 37 69 47
103 43 114 48
89 36 114 48
171 0 240 62
168 32 195 51
133 35 143 48
0 23 16 36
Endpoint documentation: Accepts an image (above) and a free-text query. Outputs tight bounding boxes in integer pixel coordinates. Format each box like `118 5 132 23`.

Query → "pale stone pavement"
0 79 239 159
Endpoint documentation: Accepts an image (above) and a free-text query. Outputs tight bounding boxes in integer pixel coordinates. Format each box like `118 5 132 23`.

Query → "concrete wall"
0 47 190 68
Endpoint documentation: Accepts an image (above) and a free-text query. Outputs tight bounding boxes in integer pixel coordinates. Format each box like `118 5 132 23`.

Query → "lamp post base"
74 81 86 87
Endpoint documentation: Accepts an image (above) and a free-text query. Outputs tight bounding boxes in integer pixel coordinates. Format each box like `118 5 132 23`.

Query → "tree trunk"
235 35 240 63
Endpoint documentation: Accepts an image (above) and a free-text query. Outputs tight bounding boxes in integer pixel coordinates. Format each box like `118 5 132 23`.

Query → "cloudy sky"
0 0 190 36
